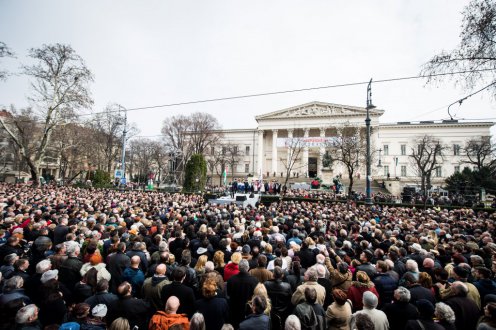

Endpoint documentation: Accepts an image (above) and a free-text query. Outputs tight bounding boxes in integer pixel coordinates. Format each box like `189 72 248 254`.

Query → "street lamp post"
365 78 376 205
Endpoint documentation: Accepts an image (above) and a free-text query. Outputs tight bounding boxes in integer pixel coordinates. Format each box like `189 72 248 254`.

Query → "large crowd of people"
0 182 496 330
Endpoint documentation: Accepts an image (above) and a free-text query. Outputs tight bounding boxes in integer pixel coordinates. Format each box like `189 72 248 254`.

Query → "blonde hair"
194 255 208 272
231 252 242 264
213 251 225 268
253 283 271 315
109 317 130 330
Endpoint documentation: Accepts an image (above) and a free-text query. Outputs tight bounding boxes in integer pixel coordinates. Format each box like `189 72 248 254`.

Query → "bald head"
131 256 141 266
155 264 167 276
165 296 180 313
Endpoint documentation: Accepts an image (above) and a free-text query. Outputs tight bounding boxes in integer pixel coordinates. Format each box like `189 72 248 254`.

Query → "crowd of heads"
0 182 496 330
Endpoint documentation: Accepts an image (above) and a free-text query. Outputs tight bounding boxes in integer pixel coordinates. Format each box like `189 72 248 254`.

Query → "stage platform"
208 193 260 208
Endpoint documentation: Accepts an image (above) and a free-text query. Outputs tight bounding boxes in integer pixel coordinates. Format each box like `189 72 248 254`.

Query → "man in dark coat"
239 295 270 330
107 242 131 293
264 266 293 327
160 266 196 318
444 281 480 330
373 260 398 308
382 286 419 330
107 281 151 330
356 250 376 280
58 244 83 291
53 217 69 246
403 272 435 305
84 279 119 309
227 259 258 328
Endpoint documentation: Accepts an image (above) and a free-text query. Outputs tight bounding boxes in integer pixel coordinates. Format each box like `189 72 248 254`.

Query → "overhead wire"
2 68 496 125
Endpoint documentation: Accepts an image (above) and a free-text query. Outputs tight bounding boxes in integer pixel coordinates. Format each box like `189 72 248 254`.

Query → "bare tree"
421 0 496 94
149 140 168 183
0 42 15 81
222 143 244 182
206 147 227 186
189 112 222 154
161 112 222 184
410 135 446 194
128 138 155 183
462 136 496 171
280 134 305 191
329 126 366 198
0 44 93 185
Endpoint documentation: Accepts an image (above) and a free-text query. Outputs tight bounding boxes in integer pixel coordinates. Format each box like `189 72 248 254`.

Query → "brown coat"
249 267 274 283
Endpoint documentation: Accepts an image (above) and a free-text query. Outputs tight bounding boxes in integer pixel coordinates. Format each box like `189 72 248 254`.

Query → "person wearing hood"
149 296 190 330
142 264 170 312
80 253 111 284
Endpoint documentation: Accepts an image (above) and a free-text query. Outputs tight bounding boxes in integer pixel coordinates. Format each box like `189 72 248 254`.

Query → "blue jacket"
239 314 270 330
373 273 398 307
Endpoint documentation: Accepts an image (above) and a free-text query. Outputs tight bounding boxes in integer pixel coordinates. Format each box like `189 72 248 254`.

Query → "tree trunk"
348 172 354 199
26 157 40 187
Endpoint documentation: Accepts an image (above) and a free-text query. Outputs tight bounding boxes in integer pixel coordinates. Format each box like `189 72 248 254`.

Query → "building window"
233 146 238 154
245 164 249 173
384 165 390 177
453 144 461 156
401 144 406 156
383 145 389 156
401 165 407 177
435 167 442 177
222 147 226 155
245 146 250 155
454 165 460 173
211 146 215 155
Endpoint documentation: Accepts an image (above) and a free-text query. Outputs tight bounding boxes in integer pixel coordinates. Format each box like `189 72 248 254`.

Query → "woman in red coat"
347 271 379 311
223 252 242 281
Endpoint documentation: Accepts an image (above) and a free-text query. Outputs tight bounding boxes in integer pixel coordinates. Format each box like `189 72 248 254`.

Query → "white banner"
276 137 338 148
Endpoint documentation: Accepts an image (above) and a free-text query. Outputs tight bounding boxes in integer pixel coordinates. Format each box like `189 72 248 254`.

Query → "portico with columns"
254 101 383 180
208 100 493 190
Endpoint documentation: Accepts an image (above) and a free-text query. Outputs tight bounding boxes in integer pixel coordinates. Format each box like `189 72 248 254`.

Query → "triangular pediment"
255 101 384 121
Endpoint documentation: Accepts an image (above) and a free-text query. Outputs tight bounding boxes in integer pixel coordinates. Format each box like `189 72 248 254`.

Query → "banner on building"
276 137 339 148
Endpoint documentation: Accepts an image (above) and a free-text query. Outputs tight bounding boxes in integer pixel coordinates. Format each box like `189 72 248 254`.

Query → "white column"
272 129 278 176
287 129 293 166
303 128 309 177
318 127 326 178
257 129 264 177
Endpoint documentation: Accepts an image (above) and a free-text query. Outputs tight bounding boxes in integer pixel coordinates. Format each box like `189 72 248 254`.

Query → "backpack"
294 303 318 330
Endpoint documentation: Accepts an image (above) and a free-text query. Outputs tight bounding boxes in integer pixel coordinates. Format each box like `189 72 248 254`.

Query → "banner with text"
276 137 338 148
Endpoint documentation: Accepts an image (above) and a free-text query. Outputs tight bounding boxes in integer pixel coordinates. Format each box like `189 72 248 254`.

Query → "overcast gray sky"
1 0 494 138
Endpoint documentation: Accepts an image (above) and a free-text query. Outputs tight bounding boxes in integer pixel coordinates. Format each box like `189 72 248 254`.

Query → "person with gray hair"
226 257 258 328
15 304 41 330
444 281 480 330
435 302 456 330
315 264 333 309
291 267 326 306
0 275 31 306
190 312 206 330
350 291 389 330
58 242 83 290
382 286 419 330
284 314 301 330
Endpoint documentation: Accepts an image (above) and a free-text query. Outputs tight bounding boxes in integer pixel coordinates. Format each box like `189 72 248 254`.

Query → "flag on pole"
222 166 227 186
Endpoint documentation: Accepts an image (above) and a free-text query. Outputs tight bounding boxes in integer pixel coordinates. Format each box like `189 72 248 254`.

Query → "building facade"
211 101 494 189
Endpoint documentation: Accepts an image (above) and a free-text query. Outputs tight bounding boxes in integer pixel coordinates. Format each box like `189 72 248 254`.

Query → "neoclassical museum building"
211 101 494 189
